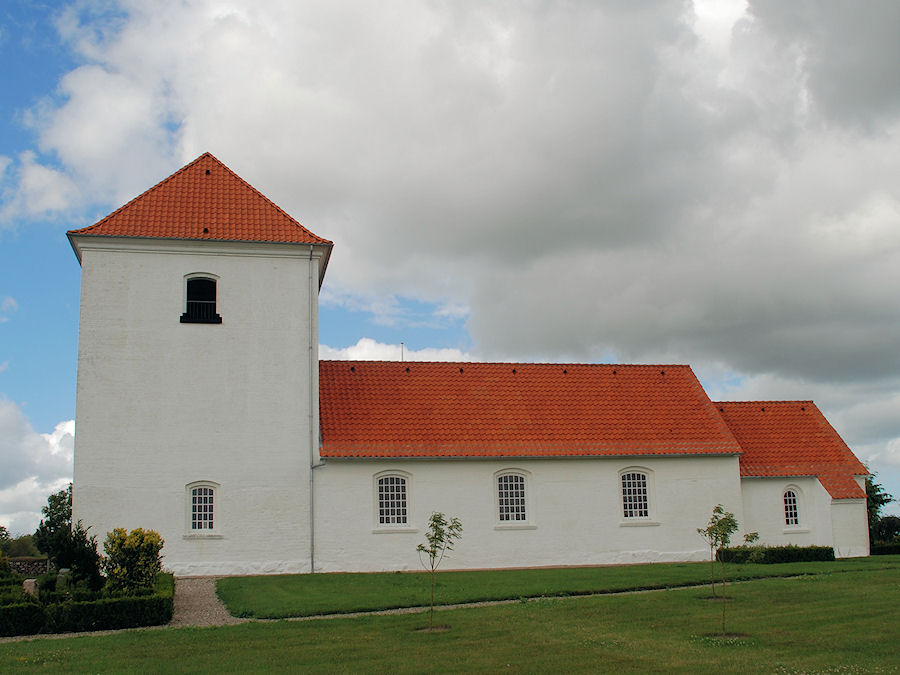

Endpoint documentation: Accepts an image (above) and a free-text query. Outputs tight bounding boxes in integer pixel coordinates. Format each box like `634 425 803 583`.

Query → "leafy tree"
697 504 739 636
33 483 103 589
417 512 462 629
7 534 40 558
0 525 9 555
33 484 73 559
866 475 894 544
103 528 165 593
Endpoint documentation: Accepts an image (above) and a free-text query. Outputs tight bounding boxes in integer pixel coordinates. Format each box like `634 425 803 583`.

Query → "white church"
68 153 870 576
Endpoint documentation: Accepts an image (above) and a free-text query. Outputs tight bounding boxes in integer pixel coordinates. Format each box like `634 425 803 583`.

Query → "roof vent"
205 169 210 175
761 406 766 412
350 366 355 372
459 367 464 373
203 227 209 233
405 367 410 373
563 369 567 374
512 368 516 374
660 370 665 375
800 406 805 411
612 369 617 375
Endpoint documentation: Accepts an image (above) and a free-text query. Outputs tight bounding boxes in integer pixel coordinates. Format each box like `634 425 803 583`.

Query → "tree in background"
866 475 895 546
417 512 463 630
33 483 103 589
697 504 739 636
874 515 900 542
0 525 9 555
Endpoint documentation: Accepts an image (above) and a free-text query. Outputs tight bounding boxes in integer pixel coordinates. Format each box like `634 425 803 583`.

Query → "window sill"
180 315 222 324
372 527 418 534
183 533 224 540
783 527 810 534
619 520 660 527
494 523 537 531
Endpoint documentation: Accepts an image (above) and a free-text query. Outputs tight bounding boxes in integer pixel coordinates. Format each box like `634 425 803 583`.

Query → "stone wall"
9 557 50 576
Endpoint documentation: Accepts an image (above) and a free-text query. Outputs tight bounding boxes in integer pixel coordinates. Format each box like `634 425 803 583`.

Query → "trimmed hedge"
871 541 900 555
0 573 174 637
718 545 835 564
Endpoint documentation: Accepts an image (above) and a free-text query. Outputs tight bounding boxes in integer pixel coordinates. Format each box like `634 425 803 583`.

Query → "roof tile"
319 361 742 459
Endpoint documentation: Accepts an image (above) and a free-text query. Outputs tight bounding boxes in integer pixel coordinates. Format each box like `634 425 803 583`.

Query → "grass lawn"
217 555 900 618
1 566 898 673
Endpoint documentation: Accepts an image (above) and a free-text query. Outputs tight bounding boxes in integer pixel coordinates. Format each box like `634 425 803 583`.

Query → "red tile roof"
67 153 332 246
319 361 743 459
715 401 867 499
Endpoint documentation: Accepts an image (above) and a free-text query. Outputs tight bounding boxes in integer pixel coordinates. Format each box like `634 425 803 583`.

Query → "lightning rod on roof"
401 342 404 362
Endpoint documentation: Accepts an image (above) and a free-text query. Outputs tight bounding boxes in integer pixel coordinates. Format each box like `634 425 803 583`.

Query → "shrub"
871 541 900 555
102 528 165 594
0 551 9 576
0 573 174 637
718 545 835 564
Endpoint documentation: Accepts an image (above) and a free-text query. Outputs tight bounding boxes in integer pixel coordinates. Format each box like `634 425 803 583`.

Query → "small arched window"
784 489 799 526
497 472 528 522
621 470 650 519
181 276 222 324
186 481 220 532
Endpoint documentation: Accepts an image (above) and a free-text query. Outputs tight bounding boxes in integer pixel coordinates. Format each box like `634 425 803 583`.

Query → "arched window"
181 276 222 324
376 473 409 526
784 489 799 526
186 481 219 532
497 472 527 522
621 470 650 519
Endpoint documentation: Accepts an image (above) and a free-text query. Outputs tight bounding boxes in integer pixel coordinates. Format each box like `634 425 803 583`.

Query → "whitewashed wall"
71 237 324 575
312 455 744 572
740 476 868 557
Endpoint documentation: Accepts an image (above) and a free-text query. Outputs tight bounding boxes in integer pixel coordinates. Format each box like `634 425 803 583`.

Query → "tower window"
181 277 222 324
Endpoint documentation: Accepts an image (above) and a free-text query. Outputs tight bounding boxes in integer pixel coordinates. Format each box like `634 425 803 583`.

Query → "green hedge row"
871 541 900 555
0 574 174 637
718 545 835 564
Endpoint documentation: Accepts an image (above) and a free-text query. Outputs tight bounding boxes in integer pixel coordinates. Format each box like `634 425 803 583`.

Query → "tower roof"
68 153 332 247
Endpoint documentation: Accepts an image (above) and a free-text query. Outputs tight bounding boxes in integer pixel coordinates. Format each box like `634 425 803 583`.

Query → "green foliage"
33 484 72 558
718 545 835 564
0 574 174 637
416 511 462 628
0 525 9 554
0 551 9 576
742 531 759 545
865 474 894 540
6 534 40 558
102 528 165 594
696 504 739 598
871 541 900 555
873 514 900 542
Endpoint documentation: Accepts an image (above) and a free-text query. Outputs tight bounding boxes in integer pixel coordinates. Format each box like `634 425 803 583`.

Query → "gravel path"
170 577 246 627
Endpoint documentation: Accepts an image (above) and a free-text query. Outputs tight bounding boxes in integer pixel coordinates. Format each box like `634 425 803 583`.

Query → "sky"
1 0 899 535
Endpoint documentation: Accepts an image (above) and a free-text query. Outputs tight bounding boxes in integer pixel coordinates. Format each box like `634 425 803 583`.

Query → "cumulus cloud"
0 296 17 323
0 399 73 534
321 337 470 363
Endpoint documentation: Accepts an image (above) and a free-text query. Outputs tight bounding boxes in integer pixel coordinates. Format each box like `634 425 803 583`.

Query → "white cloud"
321 337 470 363
0 399 73 535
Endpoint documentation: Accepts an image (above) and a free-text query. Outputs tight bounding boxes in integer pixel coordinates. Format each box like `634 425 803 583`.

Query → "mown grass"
1 567 898 673
217 555 900 618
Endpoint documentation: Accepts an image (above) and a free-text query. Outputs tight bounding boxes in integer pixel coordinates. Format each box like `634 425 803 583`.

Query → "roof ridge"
714 400 816 405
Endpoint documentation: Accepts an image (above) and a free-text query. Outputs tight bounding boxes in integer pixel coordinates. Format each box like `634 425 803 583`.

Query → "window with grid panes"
621 471 649 518
377 475 408 525
784 489 799 526
191 485 215 530
498 473 527 521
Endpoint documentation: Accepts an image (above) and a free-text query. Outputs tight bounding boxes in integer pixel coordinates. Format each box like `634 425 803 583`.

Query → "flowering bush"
102 528 164 594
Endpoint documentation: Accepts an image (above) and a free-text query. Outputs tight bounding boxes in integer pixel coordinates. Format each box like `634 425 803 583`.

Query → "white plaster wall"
71 237 323 575
831 496 869 558
312 455 744 572
740 476 867 557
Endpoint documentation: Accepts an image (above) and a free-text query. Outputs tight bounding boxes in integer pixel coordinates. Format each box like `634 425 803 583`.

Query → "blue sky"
2 0 900 533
